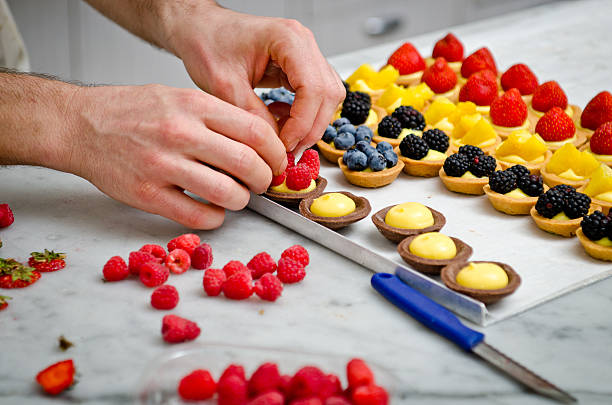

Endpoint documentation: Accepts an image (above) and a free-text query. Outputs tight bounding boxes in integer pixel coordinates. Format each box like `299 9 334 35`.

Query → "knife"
371 273 576 403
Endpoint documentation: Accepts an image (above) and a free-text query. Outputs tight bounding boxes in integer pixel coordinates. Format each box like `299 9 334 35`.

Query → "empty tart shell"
576 228 612 262
371 205 446 243
264 177 327 207
397 235 473 275
529 203 601 237
394 146 447 177
576 186 612 215
483 184 546 216
299 191 371 230
579 144 612 168
439 167 498 196
540 165 590 188
449 136 501 155
496 150 552 175
338 157 404 188
441 261 521 304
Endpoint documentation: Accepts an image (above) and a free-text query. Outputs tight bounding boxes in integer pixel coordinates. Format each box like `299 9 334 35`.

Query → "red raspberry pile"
271 150 320 191
204 245 310 302
177 358 388 404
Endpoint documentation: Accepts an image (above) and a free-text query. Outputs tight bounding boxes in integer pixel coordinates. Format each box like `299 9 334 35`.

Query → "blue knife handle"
371 273 484 351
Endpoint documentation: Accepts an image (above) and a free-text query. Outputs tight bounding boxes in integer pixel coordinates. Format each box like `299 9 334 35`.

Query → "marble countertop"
1 0 612 403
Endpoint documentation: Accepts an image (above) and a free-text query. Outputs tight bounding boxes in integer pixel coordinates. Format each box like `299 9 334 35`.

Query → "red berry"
581 90 612 130
178 369 216 401
325 396 351 405
103 256 129 282
247 252 277 279
139 244 166 262
281 245 309 267
421 57 457 94
150 285 179 310
347 359 375 389
218 374 248 405
490 88 528 127
0 302 7 311
319 374 342 400
535 107 576 142
0 296 11 311
460 47 497 79
248 362 281 397
129 251 157 275
191 243 213 270
287 152 296 169
271 172 287 187
221 364 247 381
531 81 568 113
279 374 292 395
167 233 200 255
286 164 313 191
459 70 498 106
387 42 425 75
223 260 248 278
277 258 306 284
0 260 41 289
590 122 612 155
28 249 66 273
291 398 323 405
35 359 75 396
161 314 200 343
431 32 463 62
248 391 284 405
0 204 14 228
500 63 538 95
289 366 326 400
254 273 283 301
351 385 388 405
203 268 226 296
223 272 253 300
165 249 191 274
139 262 169 287
298 149 320 180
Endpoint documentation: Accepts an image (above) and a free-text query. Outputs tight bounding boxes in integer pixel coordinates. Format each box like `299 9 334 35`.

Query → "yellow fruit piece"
448 101 478 125
346 64 377 86
424 97 456 126
385 98 403 114
350 79 376 94
495 130 547 162
546 143 600 176
583 164 612 197
432 117 454 133
369 65 399 90
461 118 497 146
452 113 482 139
403 83 434 111
376 84 406 109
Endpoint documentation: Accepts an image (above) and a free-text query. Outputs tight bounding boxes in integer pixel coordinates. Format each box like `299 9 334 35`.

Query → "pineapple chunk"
369 65 399 89
424 97 456 126
452 113 482 139
403 83 434 111
546 143 600 176
461 118 497 146
448 102 478 125
377 84 405 110
495 130 547 162
433 117 454 133
346 64 377 86
583 164 612 198
351 79 376 94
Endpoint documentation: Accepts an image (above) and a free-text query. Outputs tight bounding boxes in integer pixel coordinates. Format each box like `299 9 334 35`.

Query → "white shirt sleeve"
0 0 29 71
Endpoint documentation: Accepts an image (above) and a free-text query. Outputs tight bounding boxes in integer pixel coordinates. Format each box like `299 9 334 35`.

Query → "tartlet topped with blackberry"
395 128 450 177
333 90 386 130
316 118 375 163
483 165 546 215
577 211 612 261
439 146 499 195
373 106 426 147
338 143 404 188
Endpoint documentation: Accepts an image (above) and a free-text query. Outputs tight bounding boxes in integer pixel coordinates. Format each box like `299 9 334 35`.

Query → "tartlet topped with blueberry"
577 211 612 261
316 118 375 164
439 145 498 195
373 106 426 147
338 142 404 188
395 128 450 177
483 165 546 215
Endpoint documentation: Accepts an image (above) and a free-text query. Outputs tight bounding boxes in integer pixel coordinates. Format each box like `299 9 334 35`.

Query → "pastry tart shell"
338 157 404 188
576 228 612 262
529 203 601 237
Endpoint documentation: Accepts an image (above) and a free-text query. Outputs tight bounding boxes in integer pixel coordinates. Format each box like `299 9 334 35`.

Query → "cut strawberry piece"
490 88 528 127
421 57 457 94
458 70 498 106
460 47 497 79
0 259 41 288
0 204 15 228
387 42 425 75
589 122 612 155
535 107 576 142
432 32 463 62
36 359 75 395
581 90 612 130
531 81 568 113
500 63 538 95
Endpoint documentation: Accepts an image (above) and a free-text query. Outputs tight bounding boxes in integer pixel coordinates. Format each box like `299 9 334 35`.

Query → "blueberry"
346 150 368 171
334 132 355 150
382 149 398 168
322 125 337 143
338 124 356 135
355 141 376 158
355 126 373 143
368 152 387 172
342 148 358 164
333 118 351 129
376 141 393 153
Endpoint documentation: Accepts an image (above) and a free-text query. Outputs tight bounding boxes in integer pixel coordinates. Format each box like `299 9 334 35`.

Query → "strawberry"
0 204 14 228
589 122 612 155
490 88 528 127
531 81 568 113
420 57 457 94
28 249 66 273
387 42 425 75
298 149 320 180
432 32 463 62
581 91 612 130
36 359 75 395
0 295 10 311
460 47 497 79
0 259 41 289
500 63 539 95
458 70 498 106
535 107 576 141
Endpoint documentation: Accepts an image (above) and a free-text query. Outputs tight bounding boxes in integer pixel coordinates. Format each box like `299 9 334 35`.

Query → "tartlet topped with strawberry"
534 106 586 151
388 42 427 87
489 88 531 138
580 90 612 138
583 122 612 167
421 57 459 102
459 47 497 83
458 70 498 113
500 63 539 103
427 32 464 73
527 81 582 128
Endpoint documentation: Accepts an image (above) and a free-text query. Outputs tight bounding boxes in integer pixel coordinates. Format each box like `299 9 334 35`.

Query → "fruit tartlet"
500 63 539 104
345 64 399 102
299 191 371 230
580 164 612 215
534 107 586 151
317 119 375 163
457 70 498 114
459 47 497 84
397 231 472 274
371 202 446 243
450 115 500 155
339 143 403 188
376 83 433 114
426 32 464 74
540 143 600 188
441 261 521 304
494 129 551 174
421 57 459 102
527 81 581 127
577 211 612 261
489 88 531 139
388 42 427 87
530 185 599 237
332 90 386 130
579 90 612 139
484 165 545 215
265 150 326 206
373 106 426 147
580 122 612 167
439 146 498 195
395 129 450 177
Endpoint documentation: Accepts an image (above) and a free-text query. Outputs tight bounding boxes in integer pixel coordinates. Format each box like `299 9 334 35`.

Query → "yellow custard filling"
310 193 356 217
434 85 459 98
558 168 586 181
397 128 423 141
432 117 454 133
595 237 612 247
398 70 423 82
544 134 577 149
385 202 434 229
332 108 377 127
409 232 457 260
475 105 491 115
491 119 530 133
584 146 612 163
420 149 447 161
270 179 316 194
460 171 478 179
552 212 571 221
529 104 573 118
504 188 530 199
594 191 612 202
498 154 546 165
456 262 509 290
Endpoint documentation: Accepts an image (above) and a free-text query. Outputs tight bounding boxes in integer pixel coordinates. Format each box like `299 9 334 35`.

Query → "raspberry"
298 149 320 180
223 260 249 278
254 273 283 301
203 268 226 296
319 374 342 400
325 396 352 405
218 374 248 405
286 164 313 191
351 385 388 405
161 314 200 343
248 362 281 397
223 271 253 300
150 285 179 310
139 261 169 287
289 366 326 400
165 249 191 274
190 243 213 270
139 244 166 262
178 369 216 401
221 364 247 381
248 391 284 405
102 256 129 282
347 359 375 389
129 251 157 275
279 374 292 396
271 172 287 187
247 252 277 279
287 152 296 169
281 245 309 266
277 258 306 284
0 204 14 228
167 233 200 255
291 398 323 405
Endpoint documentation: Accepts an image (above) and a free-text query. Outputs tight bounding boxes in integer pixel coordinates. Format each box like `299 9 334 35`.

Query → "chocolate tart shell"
483 184 541 216
299 191 371 230
371 205 446 243
441 261 521 304
530 203 601 237
397 235 473 275
338 157 404 188
576 228 612 262
394 147 447 178
264 176 327 207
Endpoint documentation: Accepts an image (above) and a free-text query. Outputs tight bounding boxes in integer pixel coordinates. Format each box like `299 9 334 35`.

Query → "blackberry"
535 190 565 218
368 152 387 172
377 116 403 139
489 170 517 194
470 155 496 178
341 96 370 125
565 192 591 219
345 90 371 106
392 106 425 130
550 184 576 197
517 174 544 197
457 145 484 161
382 149 398 168
443 153 470 177
399 134 429 160
506 164 530 179
581 211 610 241
422 129 449 153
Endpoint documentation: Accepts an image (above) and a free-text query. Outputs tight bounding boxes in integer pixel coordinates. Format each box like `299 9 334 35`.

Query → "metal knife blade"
371 273 576 403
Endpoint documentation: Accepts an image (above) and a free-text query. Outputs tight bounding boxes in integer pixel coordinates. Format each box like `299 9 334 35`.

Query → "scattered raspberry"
28 249 66 273
320 374 342 400
218 374 248 405
531 80 568 113
139 261 169 287
191 243 213 270
161 314 200 343
35 359 75 396
347 359 374 389
431 32 463 62
139 244 166 262
203 268 226 296
102 256 129 282
298 149 320 180
291 398 323 405
500 63 539 95
165 249 191 274
248 391 284 405
581 90 612 130
129 251 157 275
247 252 277 279
167 233 200 255
281 245 309 267
248 362 281 397
325 396 352 405
150 285 179 310
590 122 612 155
223 271 253 300
535 107 576 142
223 260 248 278
351 385 388 405
289 366 326 400
277 258 306 284
460 47 496 79
386 42 425 75
254 273 283 301
220 364 247 382
177 369 216 401
271 172 287 187
279 374 292 396
286 164 312 191
0 204 14 228
490 88 528 127
421 57 457 94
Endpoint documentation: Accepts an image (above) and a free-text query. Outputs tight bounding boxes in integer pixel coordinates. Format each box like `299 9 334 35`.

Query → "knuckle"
280 18 305 33
245 117 268 147
135 179 162 205
182 207 210 230
210 178 232 203
234 146 257 173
